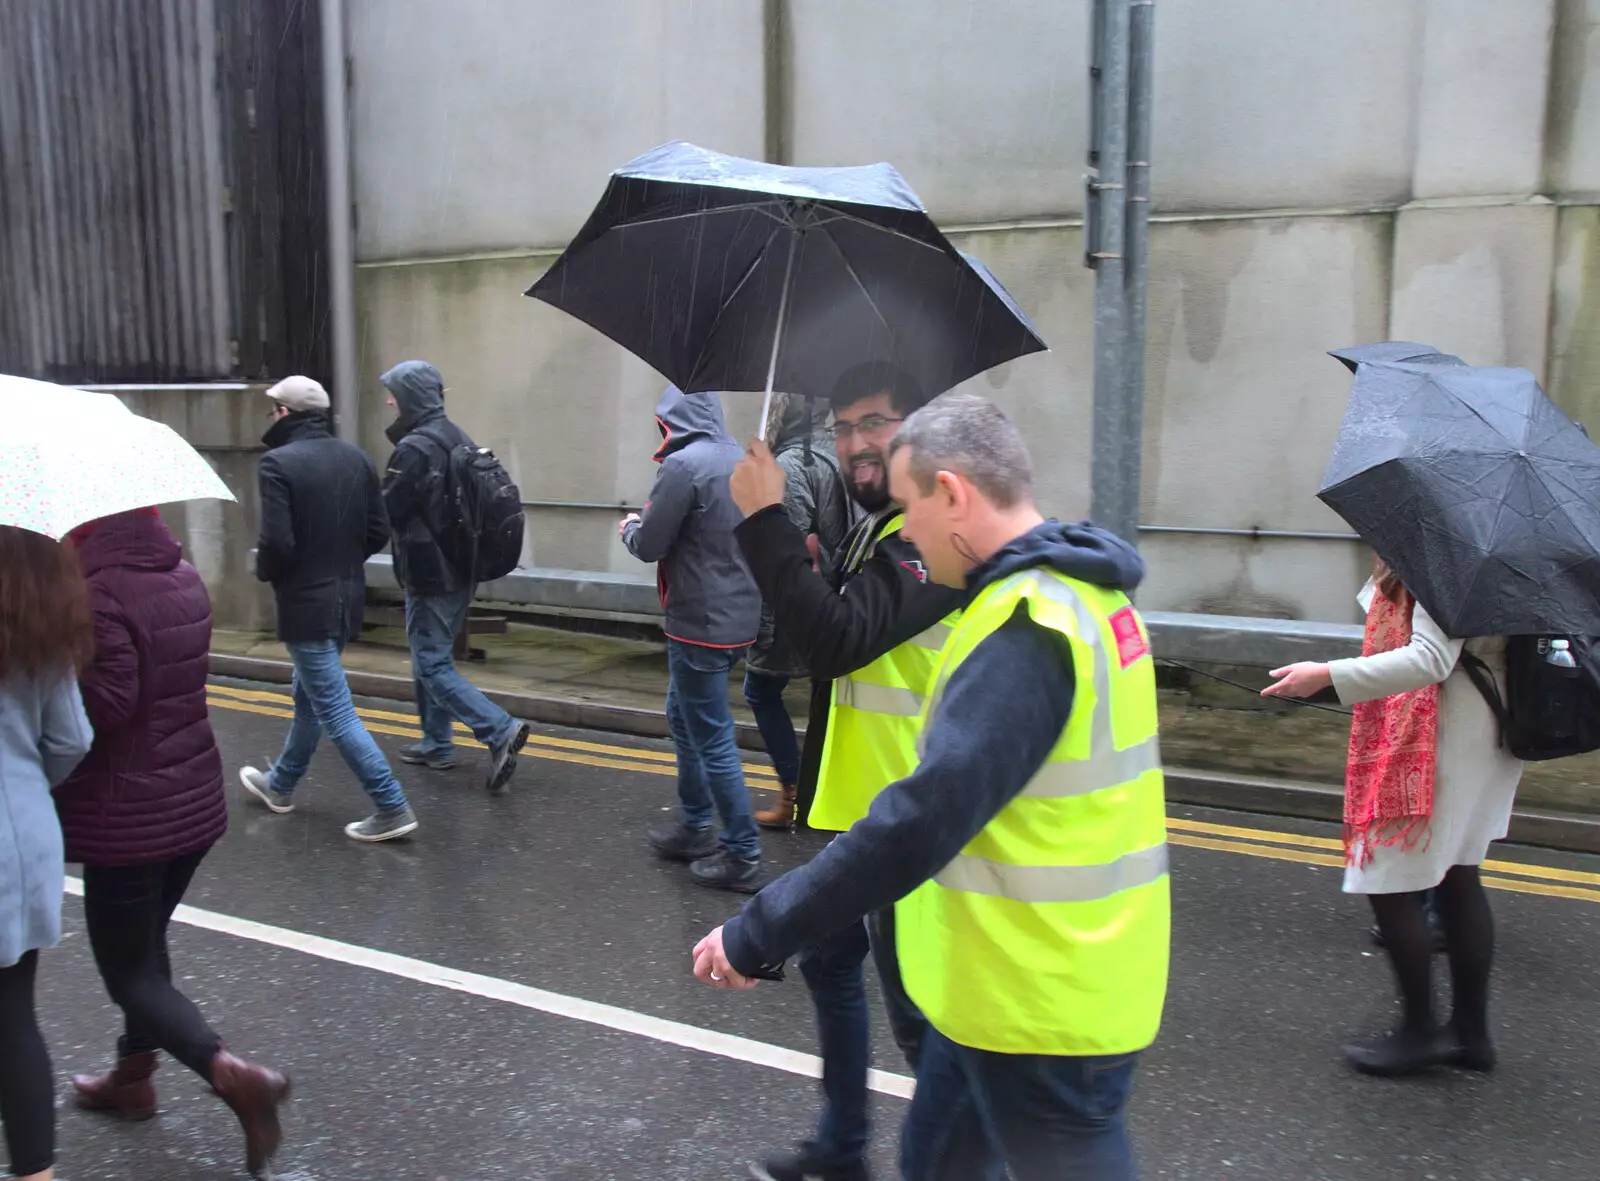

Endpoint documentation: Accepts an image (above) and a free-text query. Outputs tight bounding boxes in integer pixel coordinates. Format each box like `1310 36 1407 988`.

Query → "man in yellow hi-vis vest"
728 362 965 1181
699 392 1169 1181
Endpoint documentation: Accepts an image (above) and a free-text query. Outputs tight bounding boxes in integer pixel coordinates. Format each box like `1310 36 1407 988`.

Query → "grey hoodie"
622 387 761 647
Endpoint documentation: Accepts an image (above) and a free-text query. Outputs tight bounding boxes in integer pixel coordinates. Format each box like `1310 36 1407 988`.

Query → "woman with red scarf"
58 508 291 1177
1264 559 1523 1077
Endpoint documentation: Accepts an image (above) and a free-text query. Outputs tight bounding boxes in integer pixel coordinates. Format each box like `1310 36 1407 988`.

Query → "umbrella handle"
756 227 801 444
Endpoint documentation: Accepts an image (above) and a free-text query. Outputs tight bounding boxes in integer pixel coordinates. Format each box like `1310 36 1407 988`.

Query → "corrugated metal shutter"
0 0 232 382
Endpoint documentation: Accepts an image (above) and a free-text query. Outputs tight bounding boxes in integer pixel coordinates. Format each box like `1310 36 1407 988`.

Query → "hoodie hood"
768 392 832 456
653 385 733 461
971 520 1145 595
382 360 446 440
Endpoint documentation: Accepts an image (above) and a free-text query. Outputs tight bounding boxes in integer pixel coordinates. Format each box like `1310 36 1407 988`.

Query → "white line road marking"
61 877 916 1101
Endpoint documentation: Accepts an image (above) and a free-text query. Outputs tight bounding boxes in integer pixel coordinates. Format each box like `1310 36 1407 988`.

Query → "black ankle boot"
1344 1026 1455 1077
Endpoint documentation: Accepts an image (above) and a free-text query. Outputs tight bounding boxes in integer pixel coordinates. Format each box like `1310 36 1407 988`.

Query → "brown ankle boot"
210 1050 292 1178
73 1051 159 1121
755 782 798 829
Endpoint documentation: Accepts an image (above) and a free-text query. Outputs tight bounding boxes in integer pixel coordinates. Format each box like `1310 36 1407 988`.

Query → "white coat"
1328 582 1524 895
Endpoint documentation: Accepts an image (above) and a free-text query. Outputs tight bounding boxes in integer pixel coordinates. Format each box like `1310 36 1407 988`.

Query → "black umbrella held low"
1318 343 1600 637
525 141 1046 437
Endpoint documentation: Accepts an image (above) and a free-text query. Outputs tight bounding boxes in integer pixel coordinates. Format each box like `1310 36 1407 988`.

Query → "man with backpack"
380 360 531 795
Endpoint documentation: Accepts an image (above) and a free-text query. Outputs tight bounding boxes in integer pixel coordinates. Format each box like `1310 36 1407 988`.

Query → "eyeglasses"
826 414 904 442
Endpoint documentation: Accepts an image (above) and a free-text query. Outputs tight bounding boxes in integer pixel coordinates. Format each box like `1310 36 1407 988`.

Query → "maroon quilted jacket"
55 510 227 866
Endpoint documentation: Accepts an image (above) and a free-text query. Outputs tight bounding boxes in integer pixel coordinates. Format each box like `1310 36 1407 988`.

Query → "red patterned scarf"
1344 588 1439 865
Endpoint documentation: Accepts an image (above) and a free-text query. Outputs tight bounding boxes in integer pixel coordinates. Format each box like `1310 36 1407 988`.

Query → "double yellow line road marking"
207 682 780 785
1168 816 1600 905
207 683 1600 906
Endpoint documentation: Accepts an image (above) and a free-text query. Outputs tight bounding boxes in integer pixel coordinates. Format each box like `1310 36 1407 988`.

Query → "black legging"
1369 864 1495 1041
81 848 223 1080
0 951 54 1177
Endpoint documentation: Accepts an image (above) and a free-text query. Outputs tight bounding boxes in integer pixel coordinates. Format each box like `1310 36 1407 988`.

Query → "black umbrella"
525 141 1046 436
1318 345 1600 636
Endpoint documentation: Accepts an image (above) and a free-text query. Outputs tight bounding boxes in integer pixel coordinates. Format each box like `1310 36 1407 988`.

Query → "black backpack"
1462 635 1600 761
417 425 525 583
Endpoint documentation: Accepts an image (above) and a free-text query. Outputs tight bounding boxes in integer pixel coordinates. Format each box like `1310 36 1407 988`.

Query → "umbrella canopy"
525 141 1046 429
1317 347 1600 637
0 375 235 539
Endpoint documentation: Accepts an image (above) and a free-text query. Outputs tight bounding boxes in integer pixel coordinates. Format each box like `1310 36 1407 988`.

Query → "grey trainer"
486 721 532 796
344 807 419 843
398 743 456 771
240 766 294 814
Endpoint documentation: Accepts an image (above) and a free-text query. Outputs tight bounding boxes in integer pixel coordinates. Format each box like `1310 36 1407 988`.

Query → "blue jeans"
742 670 801 786
902 1029 1141 1181
800 919 873 1168
803 909 988 1179
664 639 759 860
269 639 408 813
405 589 517 756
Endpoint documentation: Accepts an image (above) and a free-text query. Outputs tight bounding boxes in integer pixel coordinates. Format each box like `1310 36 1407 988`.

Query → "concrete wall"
347 0 1595 623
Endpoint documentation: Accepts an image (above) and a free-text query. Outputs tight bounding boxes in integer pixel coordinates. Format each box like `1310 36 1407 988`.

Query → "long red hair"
0 526 94 679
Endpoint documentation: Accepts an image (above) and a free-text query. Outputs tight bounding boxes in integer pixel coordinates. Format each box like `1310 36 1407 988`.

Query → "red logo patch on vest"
900 560 928 582
1108 607 1149 669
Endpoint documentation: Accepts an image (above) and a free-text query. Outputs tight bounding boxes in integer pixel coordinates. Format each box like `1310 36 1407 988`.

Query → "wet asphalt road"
35 679 1600 1181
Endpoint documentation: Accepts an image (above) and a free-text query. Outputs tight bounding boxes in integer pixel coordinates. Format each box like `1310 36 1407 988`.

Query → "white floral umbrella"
0 374 236 539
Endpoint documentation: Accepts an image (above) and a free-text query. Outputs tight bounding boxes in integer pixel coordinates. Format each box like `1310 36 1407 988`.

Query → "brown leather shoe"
73 1051 159 1121
210 1050 291 1177
754 782 797 830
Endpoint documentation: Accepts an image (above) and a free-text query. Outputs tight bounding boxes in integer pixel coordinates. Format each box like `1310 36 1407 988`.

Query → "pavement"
38 678 1600 1181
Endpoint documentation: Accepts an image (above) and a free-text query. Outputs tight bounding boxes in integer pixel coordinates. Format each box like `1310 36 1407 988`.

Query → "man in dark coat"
621 386 764 892
239 375 418 842
380 360 530 794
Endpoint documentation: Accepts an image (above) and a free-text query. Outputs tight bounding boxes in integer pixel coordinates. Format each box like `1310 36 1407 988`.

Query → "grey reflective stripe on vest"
935 842 1169 905
921 572 1162 785
1021 736 1161 798
911 621 953 650
834 675 924 717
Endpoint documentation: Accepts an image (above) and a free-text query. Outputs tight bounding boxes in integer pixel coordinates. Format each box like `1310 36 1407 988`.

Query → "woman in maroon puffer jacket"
57 508 291 1179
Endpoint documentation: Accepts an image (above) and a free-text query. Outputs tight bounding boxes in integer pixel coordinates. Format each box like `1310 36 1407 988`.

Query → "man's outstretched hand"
692 926 757 991
730 440 786 518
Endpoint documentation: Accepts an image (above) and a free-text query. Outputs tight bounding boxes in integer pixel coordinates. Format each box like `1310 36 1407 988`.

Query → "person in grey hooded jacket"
381 360 531 796
620 387 764 892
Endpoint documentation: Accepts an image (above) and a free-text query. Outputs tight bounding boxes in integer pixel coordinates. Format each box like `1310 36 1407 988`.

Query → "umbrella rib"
817 223 894 335
683 228 785 389
605 201 792 233
807 206 952 254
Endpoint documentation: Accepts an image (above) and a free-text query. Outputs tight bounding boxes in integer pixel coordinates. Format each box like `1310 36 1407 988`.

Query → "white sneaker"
240 766 294 814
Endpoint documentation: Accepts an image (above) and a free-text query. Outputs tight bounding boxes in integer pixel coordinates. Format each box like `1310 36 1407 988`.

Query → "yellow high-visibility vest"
896 565 1170 1056
808 514 959 832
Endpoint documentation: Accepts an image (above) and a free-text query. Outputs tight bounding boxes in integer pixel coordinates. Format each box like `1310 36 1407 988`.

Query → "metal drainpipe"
322 0 359 446
1139 525 1363 542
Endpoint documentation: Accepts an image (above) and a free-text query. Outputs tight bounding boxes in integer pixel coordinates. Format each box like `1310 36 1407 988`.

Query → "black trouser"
82 848 223 1080
0 951 53 1176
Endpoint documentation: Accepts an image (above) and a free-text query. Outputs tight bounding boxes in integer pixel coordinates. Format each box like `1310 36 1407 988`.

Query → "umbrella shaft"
757 227 802 443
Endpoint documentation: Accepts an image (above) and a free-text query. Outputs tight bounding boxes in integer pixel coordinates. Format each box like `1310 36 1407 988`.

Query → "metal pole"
1121 0 1155 541
321 0 360 445
1087 0 1133 541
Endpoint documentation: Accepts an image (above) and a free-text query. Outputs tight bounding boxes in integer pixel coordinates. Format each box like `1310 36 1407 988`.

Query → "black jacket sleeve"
381 438 430 535
735 505 967 681
721 606 1076 975
254 453 294 584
